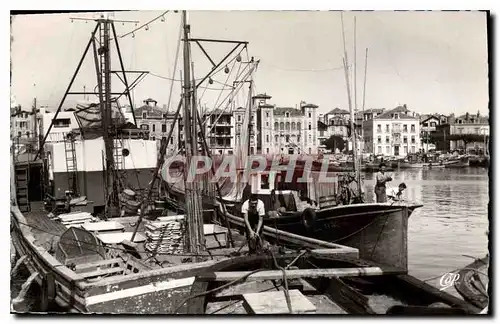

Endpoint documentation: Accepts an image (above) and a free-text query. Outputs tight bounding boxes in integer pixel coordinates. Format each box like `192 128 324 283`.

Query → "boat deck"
20 204 256 270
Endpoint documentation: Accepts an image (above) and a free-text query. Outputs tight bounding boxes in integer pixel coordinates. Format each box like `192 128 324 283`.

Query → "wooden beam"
198 267 405 282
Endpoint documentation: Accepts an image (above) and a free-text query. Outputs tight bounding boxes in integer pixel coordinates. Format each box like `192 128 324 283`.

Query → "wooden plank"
81 266 126 278
203 224 228 235
75 258 123 271
97 232 146 244
82 221 125 232
57 212 93 222
198 267 405 282
243 290 316 314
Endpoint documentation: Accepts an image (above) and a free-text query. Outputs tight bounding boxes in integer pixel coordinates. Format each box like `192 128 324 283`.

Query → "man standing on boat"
375 162 392 203
241 194 266 254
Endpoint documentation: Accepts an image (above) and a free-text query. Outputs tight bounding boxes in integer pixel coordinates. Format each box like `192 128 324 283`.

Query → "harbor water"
11 167 490 311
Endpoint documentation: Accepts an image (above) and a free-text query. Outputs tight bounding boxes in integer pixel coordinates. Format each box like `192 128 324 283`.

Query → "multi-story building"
419 114 443 152
134 98 180 155
256 95 319 155
203 109 235 155
363 105 420 157
11 106 35 139
434 112 489 153
233 106 258 155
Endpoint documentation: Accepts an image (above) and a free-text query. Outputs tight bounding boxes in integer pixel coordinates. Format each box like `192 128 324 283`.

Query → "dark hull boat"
166 176 422 270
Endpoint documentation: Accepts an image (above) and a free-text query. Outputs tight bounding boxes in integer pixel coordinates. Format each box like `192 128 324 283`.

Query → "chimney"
465 112 469 121
403 104 407 109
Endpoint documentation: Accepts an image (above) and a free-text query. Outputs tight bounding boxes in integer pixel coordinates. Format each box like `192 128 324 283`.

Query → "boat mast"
361 48 368 153
181 10 205 254
341 13 360 195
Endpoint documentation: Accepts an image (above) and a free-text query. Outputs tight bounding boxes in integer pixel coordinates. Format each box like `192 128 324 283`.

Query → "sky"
10 10 489 117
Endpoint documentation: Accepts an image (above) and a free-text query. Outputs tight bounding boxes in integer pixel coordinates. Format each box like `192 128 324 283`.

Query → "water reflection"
363 167 489 290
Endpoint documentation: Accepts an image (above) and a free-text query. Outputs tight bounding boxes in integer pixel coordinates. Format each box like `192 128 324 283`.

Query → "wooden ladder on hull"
64 136 78 195
15 166 30 212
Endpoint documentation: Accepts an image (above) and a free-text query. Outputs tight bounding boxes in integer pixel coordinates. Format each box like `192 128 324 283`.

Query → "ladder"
114 138 123 170
15 166 30 212
64 136 78 195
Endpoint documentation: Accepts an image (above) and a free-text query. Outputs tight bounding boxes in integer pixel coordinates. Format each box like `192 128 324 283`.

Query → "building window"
377 136 382 144
280 122 284 131
266 122 269 127
386 124 390 133
404 146 408 154
238 115 241 122
320 130 325 136
394 113 399 119
403 136 408 144
152 124 156 132
266 135 269 143
385 136 390 144
386 146 390 154
411 124 415 133
266 148 269 154
285 112 290 118
141 124 149 130
403 124 408 132
26 131 30 138
291 122 296 131
53 118 71 128
152 136 155 141
411 146 416 153
430 122 437 127
297 122 301 131
162 124 166 132
378 146 382 154
377 124 382 133
308 123 311 130
266 112 269 118
274 122 278 130
286 135 290 143
17 131 21 137
275 135 279 143
411 136 415 144
286 122 290 131
308 113 312 118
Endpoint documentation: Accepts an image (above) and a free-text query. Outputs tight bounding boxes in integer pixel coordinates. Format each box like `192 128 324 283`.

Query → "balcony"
208 133 233 138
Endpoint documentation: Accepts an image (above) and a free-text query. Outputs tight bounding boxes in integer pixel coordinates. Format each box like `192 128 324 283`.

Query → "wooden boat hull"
183 253 481 315
166 186 421 270
398 162 424 169
454 255 489 310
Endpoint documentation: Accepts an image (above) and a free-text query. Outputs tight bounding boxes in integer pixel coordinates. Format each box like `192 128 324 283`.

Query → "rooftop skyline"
10 11 489 117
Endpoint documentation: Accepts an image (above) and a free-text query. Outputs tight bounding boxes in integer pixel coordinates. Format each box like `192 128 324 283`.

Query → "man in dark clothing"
375 163 392 203
241 194 266 254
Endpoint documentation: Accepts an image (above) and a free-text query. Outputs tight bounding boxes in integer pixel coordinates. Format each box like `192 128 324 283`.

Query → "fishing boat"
11 11 484 316
162 12 424 270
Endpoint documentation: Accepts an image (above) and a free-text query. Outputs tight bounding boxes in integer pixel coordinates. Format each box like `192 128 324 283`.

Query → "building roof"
317 120 328 130
274 107 304 116
326 107 350 115
259 103 274 109
454 113 489 124
134 105 167 118
420 114 441 124
301 103 318 109
375 105 417 120
253 93 272 100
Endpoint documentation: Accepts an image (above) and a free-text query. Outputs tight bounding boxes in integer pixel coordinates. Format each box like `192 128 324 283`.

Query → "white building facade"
364 105 421 157
255 95 319 155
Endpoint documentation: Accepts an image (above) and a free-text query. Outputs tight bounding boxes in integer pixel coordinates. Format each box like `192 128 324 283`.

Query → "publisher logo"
439 272 460 291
